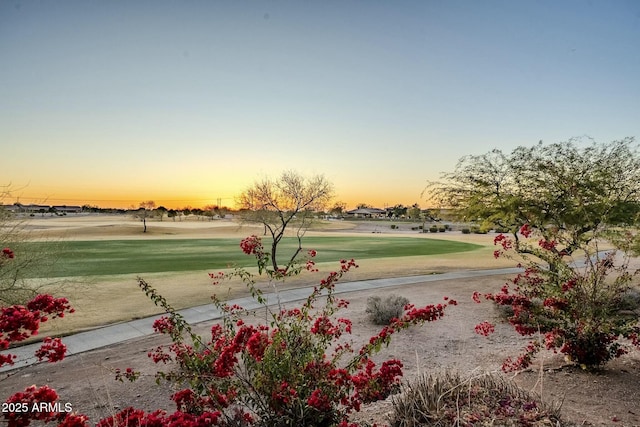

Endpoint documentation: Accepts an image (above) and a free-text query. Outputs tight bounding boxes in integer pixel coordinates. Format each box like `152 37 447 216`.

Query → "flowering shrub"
0 248 75 368
475 228 640 371
3 385 88 427
135 237 456 426
1 249 83 427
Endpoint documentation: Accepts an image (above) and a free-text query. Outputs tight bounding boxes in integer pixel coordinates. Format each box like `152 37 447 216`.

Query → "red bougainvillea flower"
2 247 15 259
519 224 532 238
474 321 495 337
240 235 262 255
538 239 557 250
34 337 67 363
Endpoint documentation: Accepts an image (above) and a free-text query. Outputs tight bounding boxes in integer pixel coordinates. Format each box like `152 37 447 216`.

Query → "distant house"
52 205 82 214
10 203 50 213
1 204 22 213
0 203 82 215
345 207 386 218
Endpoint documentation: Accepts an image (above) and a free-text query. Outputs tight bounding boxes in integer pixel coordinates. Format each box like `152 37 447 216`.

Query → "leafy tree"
407 203 421 220
82 204 100 213
155 206 168 221
389 204 407 218
356 203 372 209
432 137 640 265
191 207 204 220
238 171 333 272
329 201 347 217
433 137 640 369
203 204 219 220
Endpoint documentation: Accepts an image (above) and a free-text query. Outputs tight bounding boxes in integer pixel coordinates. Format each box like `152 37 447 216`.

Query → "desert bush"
429 226 438 233
390 371 564 426
437 226 446 232
471 226 487 234
618 287 640 313
461 228 471 234
366 294 410 325
390 224 397 229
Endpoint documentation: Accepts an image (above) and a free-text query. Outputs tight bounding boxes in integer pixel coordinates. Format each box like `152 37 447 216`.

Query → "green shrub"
390 224 397 229
390 371 564 427
617 287 640 314
437 226 446 232
429 226 438 233
366 294 410 325
461 228 471 234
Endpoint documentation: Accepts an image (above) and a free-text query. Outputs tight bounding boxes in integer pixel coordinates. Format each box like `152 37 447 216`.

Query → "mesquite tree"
238 171 333 273
433 137 640 267
432 137 640 369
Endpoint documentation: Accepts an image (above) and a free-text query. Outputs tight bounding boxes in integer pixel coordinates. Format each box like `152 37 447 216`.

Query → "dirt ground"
2 216 640 426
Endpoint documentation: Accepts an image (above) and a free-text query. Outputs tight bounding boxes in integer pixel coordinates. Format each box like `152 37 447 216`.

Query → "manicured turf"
16 237 481 278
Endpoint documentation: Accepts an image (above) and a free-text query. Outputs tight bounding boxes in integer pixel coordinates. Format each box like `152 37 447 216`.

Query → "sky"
2 1 640 209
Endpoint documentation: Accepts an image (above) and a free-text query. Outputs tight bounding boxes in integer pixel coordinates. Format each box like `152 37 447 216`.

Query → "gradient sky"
2 1 639 209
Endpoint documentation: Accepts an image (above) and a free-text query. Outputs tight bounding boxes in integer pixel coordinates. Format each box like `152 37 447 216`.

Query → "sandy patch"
16 214 266 240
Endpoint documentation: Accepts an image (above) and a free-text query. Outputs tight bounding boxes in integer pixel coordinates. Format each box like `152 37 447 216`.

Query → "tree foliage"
433 138 640 369
237 171 333 272
432 137 640 262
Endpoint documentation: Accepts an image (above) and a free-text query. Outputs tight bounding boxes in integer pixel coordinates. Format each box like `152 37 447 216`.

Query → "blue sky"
2 1 639 208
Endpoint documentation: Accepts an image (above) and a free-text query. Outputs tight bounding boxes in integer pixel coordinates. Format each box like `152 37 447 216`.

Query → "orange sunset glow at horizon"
2 179 435 211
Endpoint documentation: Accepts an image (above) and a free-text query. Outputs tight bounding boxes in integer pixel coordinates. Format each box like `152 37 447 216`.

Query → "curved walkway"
2 267 522 373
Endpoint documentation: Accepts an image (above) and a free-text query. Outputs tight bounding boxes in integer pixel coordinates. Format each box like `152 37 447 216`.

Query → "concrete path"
1 267 522 373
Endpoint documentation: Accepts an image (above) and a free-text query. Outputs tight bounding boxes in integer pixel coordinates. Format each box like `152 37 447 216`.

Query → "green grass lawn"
16 236 482 278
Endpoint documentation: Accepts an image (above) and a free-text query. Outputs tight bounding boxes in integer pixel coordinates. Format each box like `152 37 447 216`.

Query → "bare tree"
138 200 156 233
238 171 333 272
0 185 61 305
